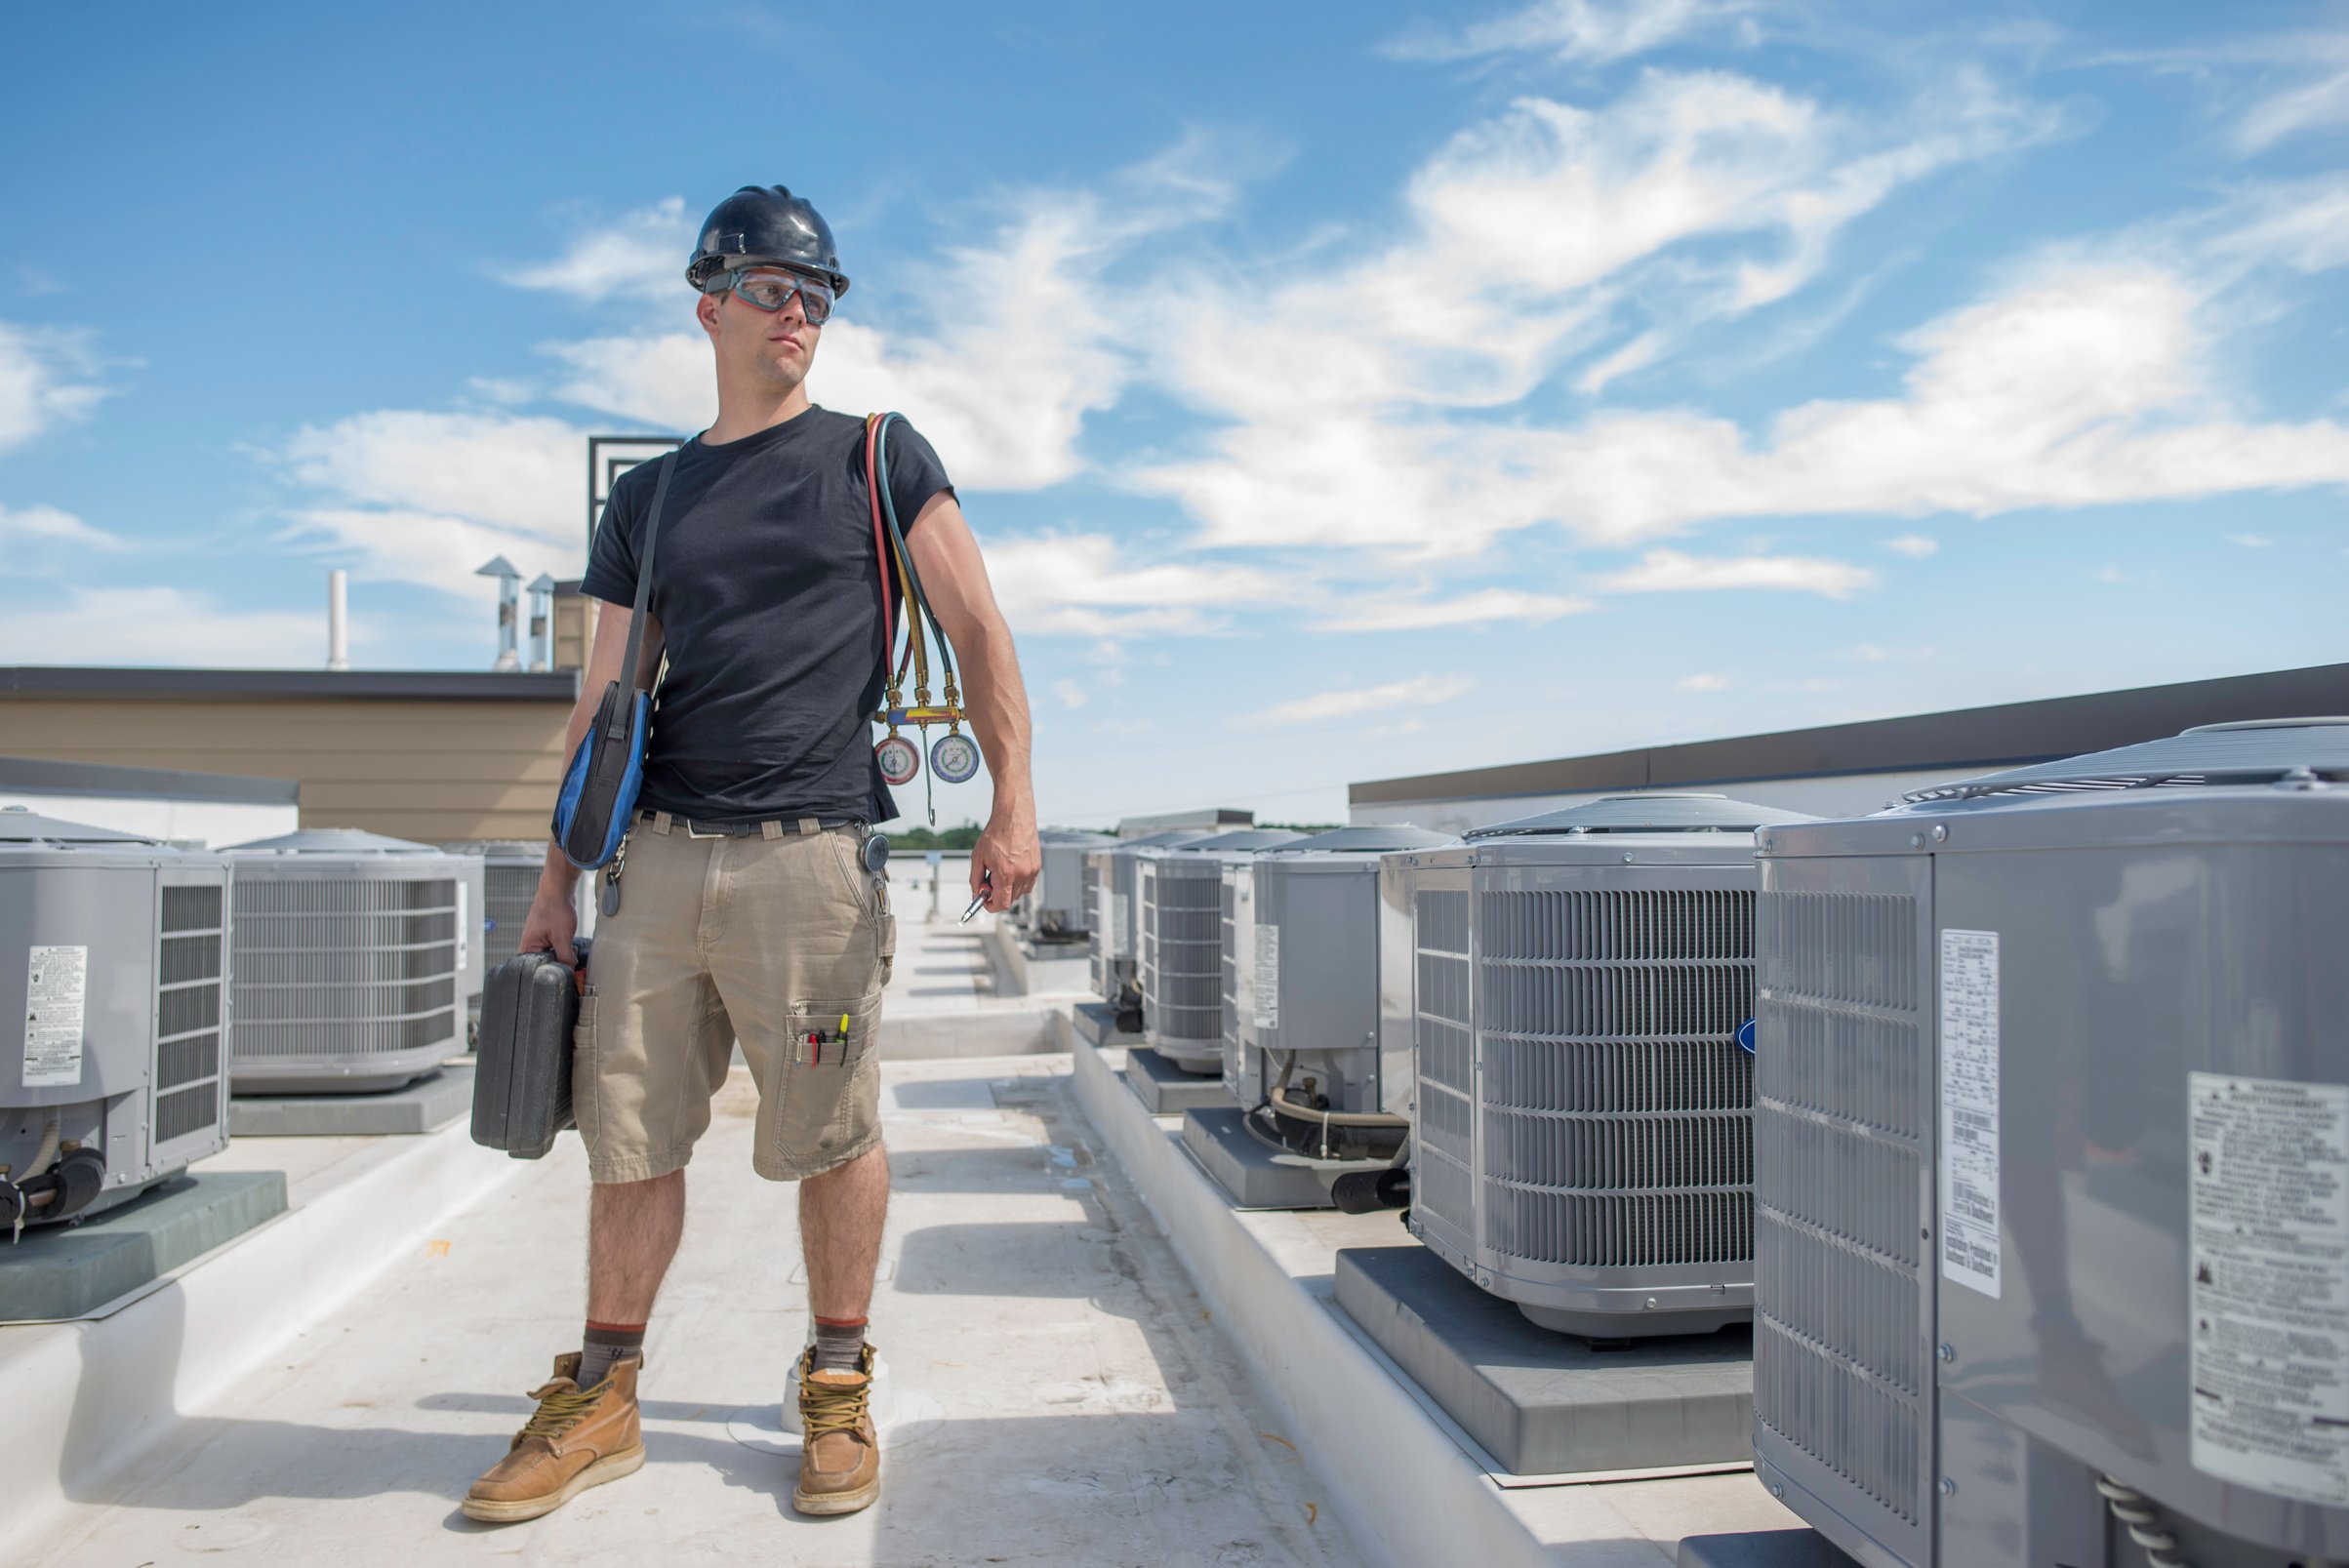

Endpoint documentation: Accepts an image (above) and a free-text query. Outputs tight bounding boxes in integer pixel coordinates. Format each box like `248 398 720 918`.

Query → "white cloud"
1313 587 1592 631
982 532 1282 637
2233 38 2349 153
1138 68 2052 556
504 198 690 304
1382 0 1737 64
545 201 1129 491
0 503 121 576
275 412 587 597
2224 533 2274 547
0 502 118 548
0 585 324 665
538 151 1238 492
1678 672 1731 691
1885 534 1938 557
1051 679 1090 710
1600 548 1877 597
0 322 106 453
1241 673 1473 728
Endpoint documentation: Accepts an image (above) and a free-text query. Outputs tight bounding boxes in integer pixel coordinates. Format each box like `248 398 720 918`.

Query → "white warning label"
1938 928 2002 1299
1253 925 1280 1029
2189 1071 2349 1505
23 945 89 1088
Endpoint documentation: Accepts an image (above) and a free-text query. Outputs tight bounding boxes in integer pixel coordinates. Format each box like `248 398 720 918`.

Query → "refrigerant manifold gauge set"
864 412 983 817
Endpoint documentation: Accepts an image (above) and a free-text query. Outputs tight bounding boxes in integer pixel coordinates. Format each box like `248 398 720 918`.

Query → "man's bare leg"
578 1170 685 1386
801 1142 890 1325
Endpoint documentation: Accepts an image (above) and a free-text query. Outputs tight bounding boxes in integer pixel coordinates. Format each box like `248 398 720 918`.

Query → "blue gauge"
930 731 982 784
874 734 920 786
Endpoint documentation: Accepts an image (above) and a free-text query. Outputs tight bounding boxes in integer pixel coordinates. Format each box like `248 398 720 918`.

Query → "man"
462 184 1039 1524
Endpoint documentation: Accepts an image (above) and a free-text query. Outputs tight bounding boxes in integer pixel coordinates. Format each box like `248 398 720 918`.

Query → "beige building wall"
0 687 577 843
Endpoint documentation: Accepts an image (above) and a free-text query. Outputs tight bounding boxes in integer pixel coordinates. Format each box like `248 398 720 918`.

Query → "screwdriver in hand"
959 869 993 925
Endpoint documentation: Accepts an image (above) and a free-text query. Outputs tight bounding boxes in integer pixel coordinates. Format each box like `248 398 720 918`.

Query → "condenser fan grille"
1474 887 1757 1272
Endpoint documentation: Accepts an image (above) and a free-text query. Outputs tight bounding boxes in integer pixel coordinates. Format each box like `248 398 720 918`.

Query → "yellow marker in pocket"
838 1013 850 1037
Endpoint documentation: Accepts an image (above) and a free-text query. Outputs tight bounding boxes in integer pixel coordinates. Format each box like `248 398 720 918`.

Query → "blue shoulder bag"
550 449 679 870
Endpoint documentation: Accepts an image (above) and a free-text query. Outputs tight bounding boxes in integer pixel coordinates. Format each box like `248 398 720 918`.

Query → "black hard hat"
686 185 850 298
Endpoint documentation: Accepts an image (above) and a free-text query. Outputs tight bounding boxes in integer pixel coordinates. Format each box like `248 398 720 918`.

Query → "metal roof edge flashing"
0 666 581 702
1350 663 2349 808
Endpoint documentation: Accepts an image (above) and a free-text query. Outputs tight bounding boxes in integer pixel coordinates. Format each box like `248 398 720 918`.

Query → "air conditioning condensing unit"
1402 794 1815 1338
2 808 233 1228
1226 826 1453 1159
1138 830 1302 1072
224 829 483 1095
1016 829 1114 944
1087 829 1213 1008
1752 718 2349 1568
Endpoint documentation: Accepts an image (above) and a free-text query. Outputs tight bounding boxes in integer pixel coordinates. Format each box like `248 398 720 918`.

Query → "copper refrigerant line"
866 413 981 823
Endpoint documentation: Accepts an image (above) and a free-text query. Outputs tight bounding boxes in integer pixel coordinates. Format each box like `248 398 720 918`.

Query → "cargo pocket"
571 989 599 1147
770 994 883 1172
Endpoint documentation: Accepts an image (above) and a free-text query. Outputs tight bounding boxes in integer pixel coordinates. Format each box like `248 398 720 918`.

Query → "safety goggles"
711 265 834 326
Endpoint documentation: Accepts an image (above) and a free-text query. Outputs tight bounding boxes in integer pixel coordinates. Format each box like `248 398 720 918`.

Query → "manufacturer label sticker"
1253 925 1280 1029
23 945 89 1088
2189 1071 2349 1505
1938 928 2002 1298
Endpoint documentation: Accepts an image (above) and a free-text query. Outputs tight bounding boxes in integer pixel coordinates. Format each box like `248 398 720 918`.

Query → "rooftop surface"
8 899 1796 1567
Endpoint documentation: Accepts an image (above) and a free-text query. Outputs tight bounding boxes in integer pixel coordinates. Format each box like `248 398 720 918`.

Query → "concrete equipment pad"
1072 998 1142 1048
0 1171 287 1323
1124 1044 1234 1114
1334 1244 1757 1478
1180 1105 1361 1209
230 1065 475 1136
1680 1530 1856 1568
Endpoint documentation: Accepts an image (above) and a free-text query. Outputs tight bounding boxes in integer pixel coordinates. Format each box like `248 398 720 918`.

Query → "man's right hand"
520 883 581 966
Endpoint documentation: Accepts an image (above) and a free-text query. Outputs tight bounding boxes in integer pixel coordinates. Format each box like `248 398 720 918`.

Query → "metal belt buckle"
685 819 729 839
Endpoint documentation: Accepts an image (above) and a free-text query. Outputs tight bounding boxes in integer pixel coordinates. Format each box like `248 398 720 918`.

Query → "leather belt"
637 811 866 840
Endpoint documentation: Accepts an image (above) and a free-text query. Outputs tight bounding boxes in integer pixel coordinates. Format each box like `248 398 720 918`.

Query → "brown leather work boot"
462 1352 646 1523
792 1345 880 1515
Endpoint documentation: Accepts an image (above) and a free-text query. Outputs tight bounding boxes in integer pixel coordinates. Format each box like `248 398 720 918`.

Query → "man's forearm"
960 617 1033 822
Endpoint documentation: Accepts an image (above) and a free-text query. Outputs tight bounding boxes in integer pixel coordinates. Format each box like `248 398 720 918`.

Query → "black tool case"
472 943 587 1159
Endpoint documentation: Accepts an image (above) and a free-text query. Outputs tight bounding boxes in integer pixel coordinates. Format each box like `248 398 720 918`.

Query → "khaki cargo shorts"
573 816 896 1185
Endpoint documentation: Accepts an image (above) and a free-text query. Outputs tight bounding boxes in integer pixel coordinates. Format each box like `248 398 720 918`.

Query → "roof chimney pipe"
327 570 349 671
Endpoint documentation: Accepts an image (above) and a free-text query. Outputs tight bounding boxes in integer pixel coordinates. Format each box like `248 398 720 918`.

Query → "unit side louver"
1752 868 1930 1556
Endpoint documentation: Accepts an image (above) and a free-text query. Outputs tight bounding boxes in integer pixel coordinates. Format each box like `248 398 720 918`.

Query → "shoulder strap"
616 449 679 699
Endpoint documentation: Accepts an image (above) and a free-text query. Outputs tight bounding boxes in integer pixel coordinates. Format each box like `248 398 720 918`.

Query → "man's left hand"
970 813 1040 910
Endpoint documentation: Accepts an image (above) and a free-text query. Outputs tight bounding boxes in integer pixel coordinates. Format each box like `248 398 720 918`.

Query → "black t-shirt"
580 407 952 824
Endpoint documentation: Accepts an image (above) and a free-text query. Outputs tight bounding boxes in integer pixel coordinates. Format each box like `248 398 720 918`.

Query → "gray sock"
579 1321 645 1389
811 1317 868 1374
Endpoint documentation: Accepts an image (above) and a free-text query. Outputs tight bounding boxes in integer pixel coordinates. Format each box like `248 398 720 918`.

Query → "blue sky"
3 1 2344 827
